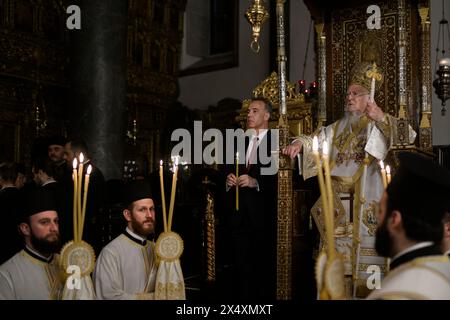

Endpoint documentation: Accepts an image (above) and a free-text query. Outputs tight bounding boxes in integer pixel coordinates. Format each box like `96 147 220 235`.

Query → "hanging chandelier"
432 0 450 115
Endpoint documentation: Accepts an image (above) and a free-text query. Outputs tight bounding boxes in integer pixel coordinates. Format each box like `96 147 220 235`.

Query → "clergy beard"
344 111 364 127
375 216 393 257
30 229 61 255
131 217 155 237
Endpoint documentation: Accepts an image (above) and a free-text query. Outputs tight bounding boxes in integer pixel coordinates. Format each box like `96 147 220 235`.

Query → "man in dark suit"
225 97 277 300
46 136 71 184
0 163 22 264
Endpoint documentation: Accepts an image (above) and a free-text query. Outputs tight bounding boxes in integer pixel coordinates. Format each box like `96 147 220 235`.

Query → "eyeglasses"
346 91 369 97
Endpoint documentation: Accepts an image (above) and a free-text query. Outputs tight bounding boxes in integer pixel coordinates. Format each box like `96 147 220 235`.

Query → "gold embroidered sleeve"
374 114 392 142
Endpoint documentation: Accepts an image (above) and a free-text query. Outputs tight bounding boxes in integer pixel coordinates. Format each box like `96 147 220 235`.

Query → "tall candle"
159 160 168 232
322 140 335 256
80 165 92 240
77 152 84 240
236 152 239 211
72 158 78 242
168 157 179 231
380 160 387 188
386 165 391 184
370 77 376 102
312 137 332 255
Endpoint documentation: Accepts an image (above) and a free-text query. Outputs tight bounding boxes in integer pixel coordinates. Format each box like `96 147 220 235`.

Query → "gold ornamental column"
315 22 327 128
418 5 433 152
275 0 293 300
394 0 411 146
205 191 216 282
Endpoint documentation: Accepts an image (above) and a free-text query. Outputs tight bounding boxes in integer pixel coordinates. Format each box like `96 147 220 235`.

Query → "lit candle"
168 157 179 231
439 57 450 66
80 165 92 240
386 165 391 184
72 158 78 242
322 140 335 256
370 77 376 102
236 152 239 211
159 160 168 232
312 137 332 255
380 160 387 188
77 152 84 240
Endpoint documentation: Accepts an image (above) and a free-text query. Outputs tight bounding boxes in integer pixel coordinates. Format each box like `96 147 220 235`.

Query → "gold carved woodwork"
127 0 186 171
324 1 418 125
236 72 313 137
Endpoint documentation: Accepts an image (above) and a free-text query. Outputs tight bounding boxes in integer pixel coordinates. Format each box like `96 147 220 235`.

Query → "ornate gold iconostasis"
305 0 433 158
0 0 187 172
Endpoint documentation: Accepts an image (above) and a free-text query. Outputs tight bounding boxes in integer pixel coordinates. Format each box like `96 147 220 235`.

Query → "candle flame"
380 160 385 170
160 160 163 166
87 164 92 175
312 136 318 153
386 165 391 174
79 152 84 163
73 158 78 169
323 140 329 156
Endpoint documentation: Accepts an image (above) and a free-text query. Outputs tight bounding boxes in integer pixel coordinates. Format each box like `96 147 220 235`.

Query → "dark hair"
47 135 66 147
32 157 55 178
387 195 444 243
252 97 273 114
443 212 450 223
68 138 89 156
0 162 18 183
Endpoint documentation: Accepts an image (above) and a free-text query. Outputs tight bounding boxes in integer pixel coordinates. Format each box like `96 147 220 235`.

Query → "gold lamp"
432 0 450 115
245 0 269 53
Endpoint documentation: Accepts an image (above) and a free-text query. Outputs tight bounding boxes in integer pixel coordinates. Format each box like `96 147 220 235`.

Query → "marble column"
69 0 127 180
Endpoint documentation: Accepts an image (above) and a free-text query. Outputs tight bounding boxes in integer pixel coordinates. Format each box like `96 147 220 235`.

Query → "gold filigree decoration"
154 281 186 300
155 231 184 262
60 240 96 277
362 202 378 236
251 72 304 106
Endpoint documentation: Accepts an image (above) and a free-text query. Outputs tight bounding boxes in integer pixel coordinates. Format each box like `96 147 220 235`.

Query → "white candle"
379 160 387 188
236 152 239 211
80 164 92 240
159 160 168 232
322 140 335 256
72 158 78 242
386 165 392 184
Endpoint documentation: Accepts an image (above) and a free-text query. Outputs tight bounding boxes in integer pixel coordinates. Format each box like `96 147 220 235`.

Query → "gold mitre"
348 61 384 92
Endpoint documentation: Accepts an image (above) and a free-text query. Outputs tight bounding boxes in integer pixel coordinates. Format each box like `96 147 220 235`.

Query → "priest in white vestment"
94 180 158 300
282 62 417 299
0 188 64 299
367 152 450 300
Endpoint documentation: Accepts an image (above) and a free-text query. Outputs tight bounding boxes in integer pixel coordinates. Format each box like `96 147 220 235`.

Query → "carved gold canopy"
237 72 314 137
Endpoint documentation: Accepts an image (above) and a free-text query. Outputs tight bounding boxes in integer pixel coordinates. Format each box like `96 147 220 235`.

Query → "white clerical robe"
93 228 158 300
0 247 63 300
296 114 416 299
367 254 450 300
